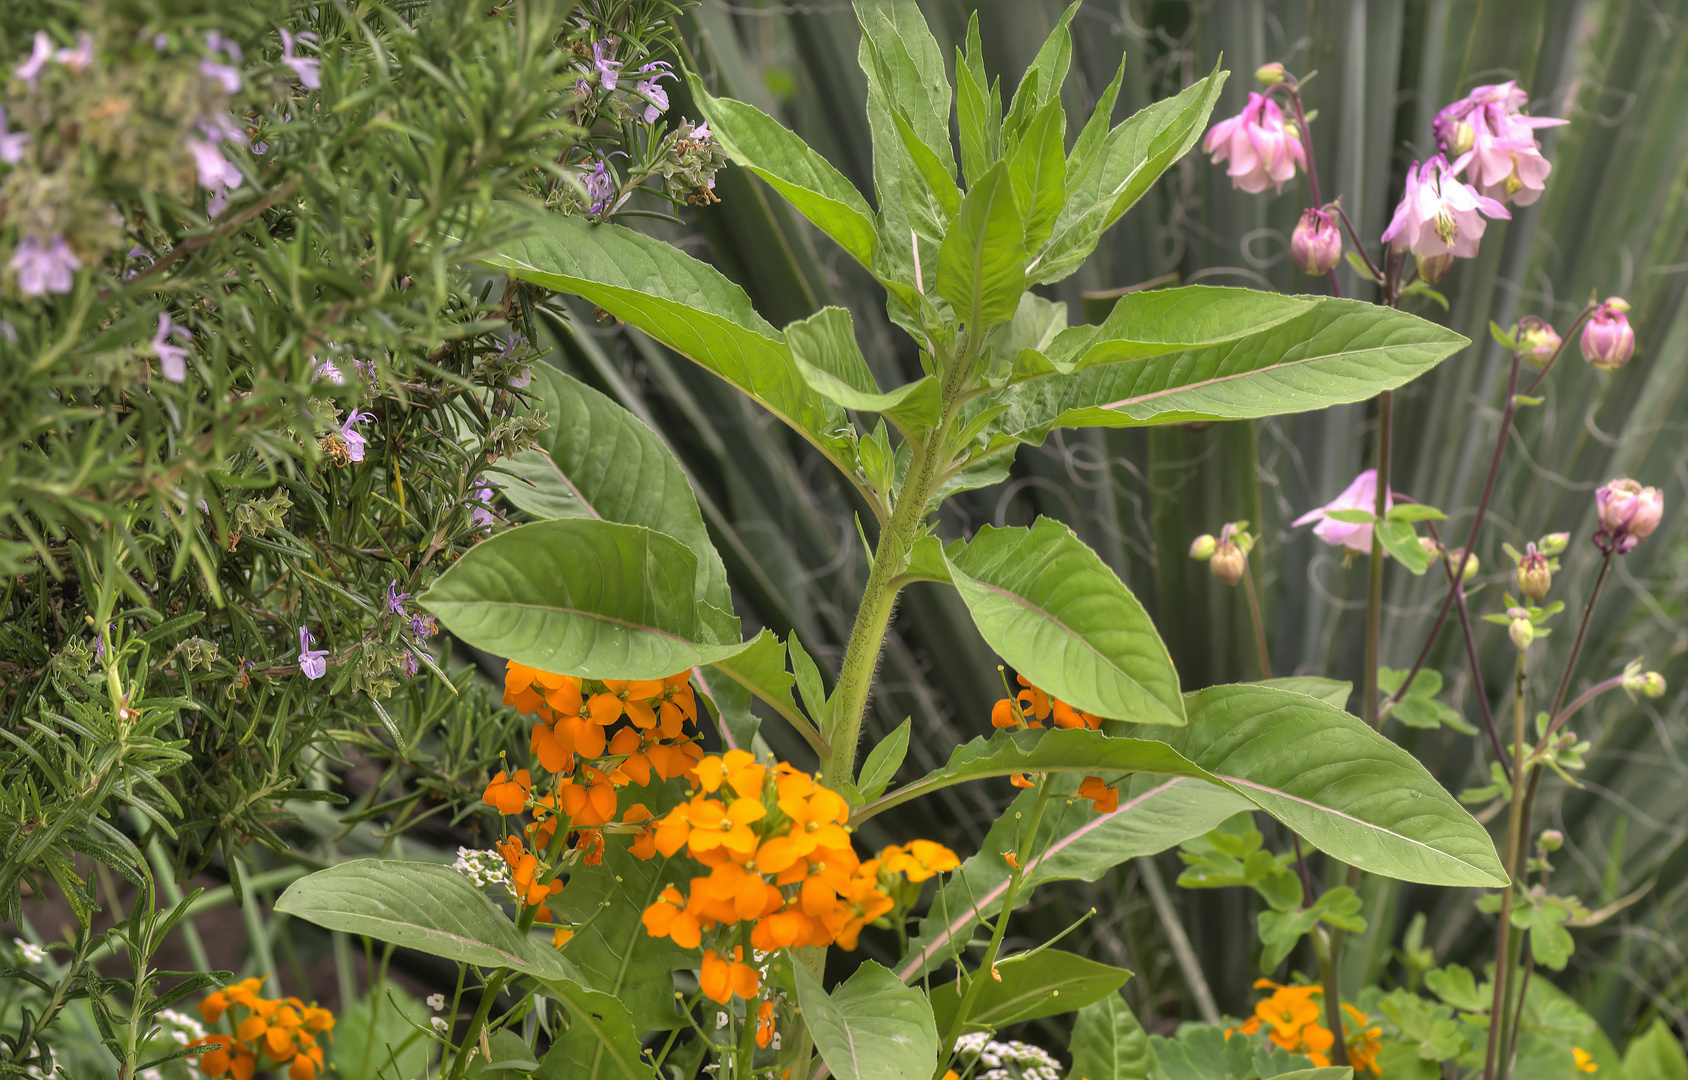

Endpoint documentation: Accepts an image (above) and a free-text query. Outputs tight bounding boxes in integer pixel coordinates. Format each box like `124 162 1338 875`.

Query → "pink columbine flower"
1293 469 1394 554
10 235 81 297
15 32 52 85
1201 92 1306 194
1433 81 1567 207
1381 155 1510 261
0 107 29 165
1595 479 1663 553
1291 207 1342 275
298 626 329 679
340 410 372 463
278 28 320 89
1580 299 1635 371
152 314 192 382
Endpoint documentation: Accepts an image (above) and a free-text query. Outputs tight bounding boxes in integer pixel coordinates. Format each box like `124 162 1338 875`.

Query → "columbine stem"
1483 652 1530 1080
1550 550 1615 718
1363 390 1392 727
1241 555 1272 679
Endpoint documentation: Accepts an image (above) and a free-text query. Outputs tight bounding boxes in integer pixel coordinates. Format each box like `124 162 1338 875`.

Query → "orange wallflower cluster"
483 664 706 937
188 977 334 1080
639 750 960 1002
991 674 1119 814
1226 979 1380 1074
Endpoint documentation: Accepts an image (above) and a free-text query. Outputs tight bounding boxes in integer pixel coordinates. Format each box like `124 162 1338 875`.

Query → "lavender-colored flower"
1381 155 1509 261
1580 299 1635 371
574 76 591 99
584 158 617 214
510 366 532 389
201 59 242 94
410 614 438 639
207 187 230 218
15 32 52 86
204 32 243 63
340 410 372 463
591 39 621 90
1201 92 1306 194
154 33 170 52
0 107 29 165
10 235 81 297
469 486 497 530
1434 81 1567 207
314 357 344 384
298 626 328 680
55 33 94 73
152 313 192 382
278 28 321 89
186 137 244 192
691 122 711 142
636 68 674 124
402 650 420 678
386 580 411 615
1292 469 1393 554
355 358 377 382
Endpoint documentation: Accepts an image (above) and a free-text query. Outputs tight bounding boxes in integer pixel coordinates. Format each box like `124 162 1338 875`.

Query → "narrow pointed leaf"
956 18 999 188
856 717 911 800
1002 2 1077 141
890 106 961 220
937 161 1026 334
928 949 1128 1034
795 960 938 1080
943 519 1184 725
688 78 878 269
1009 100 1067 251
1052 286 1317 368
1169 685 1509 886
419 519 746 680
851 0 954 175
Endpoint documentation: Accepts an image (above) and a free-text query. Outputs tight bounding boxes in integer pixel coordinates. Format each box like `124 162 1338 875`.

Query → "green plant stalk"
934 777 1057 1077
1240 556 1272 680
448 968 512 1080
1363 390 1392 728
1484 652 1530 1080
1310 926 1347 1065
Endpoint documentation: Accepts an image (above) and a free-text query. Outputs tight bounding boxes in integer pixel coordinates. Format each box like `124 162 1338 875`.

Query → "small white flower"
13 938 46 964
427 993 446 1012
430 1016 449 1033
715 1011 728 1029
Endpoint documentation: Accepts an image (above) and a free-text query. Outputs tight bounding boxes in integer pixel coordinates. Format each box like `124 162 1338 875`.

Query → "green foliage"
1066 993 1154 1080
928 948 1129 1034
794 960 939 1080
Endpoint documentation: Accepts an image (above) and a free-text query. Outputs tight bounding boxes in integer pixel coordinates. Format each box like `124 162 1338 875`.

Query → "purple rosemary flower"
15 33 52 86
386 580 410 615
314 357 344 384
278 28 320 89
298 626 328 680
0 107 28 165
591 39 621 90
201 58 242 93
340 410 372 463
469 486 497 530
410 614 438 639
152 313 192 382
635 63 675 124
584 158 616 214
204 32 243 63
10 235 81 297
402 650 420 677
186 136 243 192
55 34 93 73
355 358 377 382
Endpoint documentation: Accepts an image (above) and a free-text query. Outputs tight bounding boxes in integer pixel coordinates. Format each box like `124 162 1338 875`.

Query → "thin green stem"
1311 927 1348 1066
1241 556 1272 679
449 969 511 1080
1484 652 1530 1080
1549 551 1614 718
1363 390 1392 728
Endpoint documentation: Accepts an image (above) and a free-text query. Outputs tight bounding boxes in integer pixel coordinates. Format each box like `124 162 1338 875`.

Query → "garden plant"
2 3 1686 1080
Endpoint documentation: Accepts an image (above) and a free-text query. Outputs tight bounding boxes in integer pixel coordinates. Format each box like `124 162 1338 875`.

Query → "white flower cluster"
154 1008 207 1046
12 937 47 964
452 847 516 903
951 1032 1064 1080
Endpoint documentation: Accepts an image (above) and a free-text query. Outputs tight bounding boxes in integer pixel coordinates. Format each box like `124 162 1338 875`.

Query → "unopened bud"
1445 547 1479 582
1416 252 1454 285
1508 611 1535 650
1419 537 1441 559
1445 120 1475 157
1517 547 1552 603
1642 672 1667 698
1292 208 1342 276
1625 660 1667 699
1596 479 1664 544
1537 532 1570 556
1537 829 1563 852
1255 62 1287 86
1210 541 1246 586
1513 322 1561 368
1581 300 1636 371
1189 534 1217 560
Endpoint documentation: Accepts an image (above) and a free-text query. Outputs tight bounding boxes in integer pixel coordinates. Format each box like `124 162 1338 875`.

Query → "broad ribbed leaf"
899 773 1248 981
1066 994 1154 1080
860 729 1218 822
1257 677 1353 710
419 519 746 680
486 212 853 471
1033 65 1226 284
535 980 659 1080
1170 685 1508 887
795 960 938 1080
1052 286 1317 367
274 861 578 982
994 298 1470 436
554 843 692 1031
786 306 941 429
852 0 953 175
937 161 1026 334
943 519 1184 725
501 364 731 623
1009 101 1067 251
929 949 1128 1034
688 78 878 269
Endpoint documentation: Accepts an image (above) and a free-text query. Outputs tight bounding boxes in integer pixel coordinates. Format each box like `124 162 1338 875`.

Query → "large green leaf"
335 987 436 1080
993 298 1470 436
419 519 745 680
501 364 732 623
1009 100 1067 251
785 306 941 431
1033 66 1226 285
936 161 1027 335
795 960 938 1080
1256 677 1354 710
899 773 1247 981
943 519 1184 725
486 212 853 473
851 0 953 177
1623 1018 1688 1080
1051 286 1317 368
1169 685 1508 887
1066 993 1154 1080
687 78 877 270
274 860 579 982
535 980 659 1080
928 948 1129 1035
554 842 693 1032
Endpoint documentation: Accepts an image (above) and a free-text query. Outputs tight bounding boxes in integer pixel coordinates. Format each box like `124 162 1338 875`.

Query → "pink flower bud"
1596 478 1664 550
1209 541 1246 586
1516 546 1551 603
1255 62 1287 86
1188 534 1217 560
1580 300 1635 370
1292 208 1342 275
1513 321 1560 368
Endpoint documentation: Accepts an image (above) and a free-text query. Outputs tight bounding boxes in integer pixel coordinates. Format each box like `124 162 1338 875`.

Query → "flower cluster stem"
1483 652 1530 1080
1241 556 1272 679
1363 391 1392 727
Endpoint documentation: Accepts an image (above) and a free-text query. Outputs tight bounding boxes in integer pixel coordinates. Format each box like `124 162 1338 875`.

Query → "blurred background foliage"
521 0 1688 1048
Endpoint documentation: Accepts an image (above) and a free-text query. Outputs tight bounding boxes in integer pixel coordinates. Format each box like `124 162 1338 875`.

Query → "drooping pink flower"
1291 207 1341 275
1381 155 1510 260
1293 469 1393 554
1595 479 1663 553
1433 81 1567 207
1580 299 1635 371
10 235 81 297
152 313 192 382
1201 92 1305 194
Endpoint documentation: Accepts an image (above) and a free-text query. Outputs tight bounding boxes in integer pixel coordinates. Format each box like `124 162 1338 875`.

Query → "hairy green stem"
1484 652 1530 1080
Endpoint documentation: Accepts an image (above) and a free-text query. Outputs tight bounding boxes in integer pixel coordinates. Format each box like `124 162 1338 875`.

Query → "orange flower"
700 947 761 1003
482 769 531 815
642 886 702 949
1051 699 1102 730
558 765 626 827
573 828 605 866
682 795 765 857
1343 1004 1383 1075
990 699 1021 729
1015 674 1052 721
1573 1046 1599 1073
880 840 960 882
530 720 574 774
1076 775 1119 814
1009 773 1034 789
755 998 776 1048
503 662 546 713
